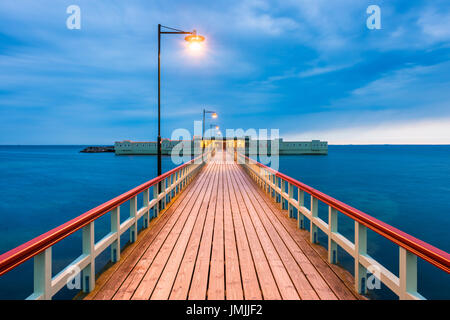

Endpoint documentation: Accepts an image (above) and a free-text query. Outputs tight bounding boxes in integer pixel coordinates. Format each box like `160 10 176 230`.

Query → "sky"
0 0 449 144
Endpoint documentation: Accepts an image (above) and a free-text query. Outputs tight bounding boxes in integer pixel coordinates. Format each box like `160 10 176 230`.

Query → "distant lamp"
212 113 217 119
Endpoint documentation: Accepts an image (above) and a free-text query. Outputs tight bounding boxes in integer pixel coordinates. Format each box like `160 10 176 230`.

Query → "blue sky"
0 0 449 144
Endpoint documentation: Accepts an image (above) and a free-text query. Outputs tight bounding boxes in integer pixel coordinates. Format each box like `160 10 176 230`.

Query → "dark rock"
80 146 115 153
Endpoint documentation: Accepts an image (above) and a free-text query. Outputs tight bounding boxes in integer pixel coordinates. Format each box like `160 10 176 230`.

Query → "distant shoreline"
0 144 449 147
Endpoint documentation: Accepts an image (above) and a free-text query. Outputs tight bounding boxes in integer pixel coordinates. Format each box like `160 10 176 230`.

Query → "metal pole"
157 24 162 201
202 109 205 160
157 24 162 177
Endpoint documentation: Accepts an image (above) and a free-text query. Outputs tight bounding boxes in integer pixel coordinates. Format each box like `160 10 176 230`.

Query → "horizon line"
1 143 449 146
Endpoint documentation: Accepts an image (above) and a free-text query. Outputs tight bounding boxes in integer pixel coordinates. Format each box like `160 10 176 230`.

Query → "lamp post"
209 124 219 138
157 24 205 179
202 109 217 156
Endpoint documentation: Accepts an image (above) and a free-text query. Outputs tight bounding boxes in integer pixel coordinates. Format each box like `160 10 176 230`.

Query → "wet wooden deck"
83 152 362 300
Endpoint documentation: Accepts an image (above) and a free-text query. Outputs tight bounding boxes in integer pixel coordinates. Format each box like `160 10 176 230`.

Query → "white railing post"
180 168 184 190
328 207 338 264
168 174 173 202
279 178 283 210
355 221 367 294
143 189 149 228
399 247 418 300
153 184 159 218
298 189 305 229
111 206 120 263
130 196 137 243
31 247 52 300
310 196 318 243
162 178 168 209
167 176 171 203
288 183 293 218
264 170 269 194
271 174 275 200
82 222 95 293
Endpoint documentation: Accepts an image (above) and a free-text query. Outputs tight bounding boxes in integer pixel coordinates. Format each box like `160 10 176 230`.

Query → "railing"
236 152 450 300
0 151 211 300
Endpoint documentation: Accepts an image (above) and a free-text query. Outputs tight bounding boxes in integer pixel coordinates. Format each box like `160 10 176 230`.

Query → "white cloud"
418 9 450 43
253 62 355 88
325 61 450 112
286 118 450 145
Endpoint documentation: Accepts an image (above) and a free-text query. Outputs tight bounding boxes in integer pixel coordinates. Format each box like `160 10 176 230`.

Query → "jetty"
0 148 448 300
114 137 328 155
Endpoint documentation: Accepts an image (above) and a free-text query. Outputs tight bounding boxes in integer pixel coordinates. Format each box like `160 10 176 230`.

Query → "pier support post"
355 222 367 295
298 189 305 229
111 207 120 263
82 222 95 293
328 207 338 264
310 197 318 243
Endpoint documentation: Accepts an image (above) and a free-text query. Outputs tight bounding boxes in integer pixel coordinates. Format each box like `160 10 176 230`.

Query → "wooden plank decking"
83 152 362 300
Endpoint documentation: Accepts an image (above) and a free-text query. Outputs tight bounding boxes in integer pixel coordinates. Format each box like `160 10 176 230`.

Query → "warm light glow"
215 126 219 130
187 40 203 52
212 113 217 119
185 33 205 54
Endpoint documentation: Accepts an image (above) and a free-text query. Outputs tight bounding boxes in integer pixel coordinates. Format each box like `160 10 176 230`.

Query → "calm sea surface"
0 145 449 299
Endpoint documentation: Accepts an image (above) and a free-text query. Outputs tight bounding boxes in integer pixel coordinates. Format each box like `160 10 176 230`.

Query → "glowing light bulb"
188 41 203 52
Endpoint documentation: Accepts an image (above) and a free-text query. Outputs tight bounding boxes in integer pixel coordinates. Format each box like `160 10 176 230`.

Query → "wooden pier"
83 152 360 300
0 148 448 300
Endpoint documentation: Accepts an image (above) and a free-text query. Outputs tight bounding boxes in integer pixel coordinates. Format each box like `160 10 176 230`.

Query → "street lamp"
202 109 217 155
209 124 219 138
157 24 205 180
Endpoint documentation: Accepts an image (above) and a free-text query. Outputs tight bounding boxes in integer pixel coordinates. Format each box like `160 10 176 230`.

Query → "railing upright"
143 190 149 228
328 207 338 264
298 188 305 230
82 222 95 293
355 222 368 294
111 207 120 262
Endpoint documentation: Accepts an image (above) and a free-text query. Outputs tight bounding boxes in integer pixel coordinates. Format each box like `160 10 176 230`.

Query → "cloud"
234 0 300 36
285 118 450 145
1 0 450 144
254 62 355 88
418 8 450 43
325 61 450 114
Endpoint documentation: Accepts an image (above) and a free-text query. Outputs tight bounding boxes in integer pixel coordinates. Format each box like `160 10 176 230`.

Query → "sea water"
0 145 448 299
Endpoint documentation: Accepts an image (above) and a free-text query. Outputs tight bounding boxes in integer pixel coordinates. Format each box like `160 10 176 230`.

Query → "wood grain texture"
86 151 363 300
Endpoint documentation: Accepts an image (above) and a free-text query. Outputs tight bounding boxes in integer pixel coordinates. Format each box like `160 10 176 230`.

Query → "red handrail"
240 153 450 273
0 155 204 276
